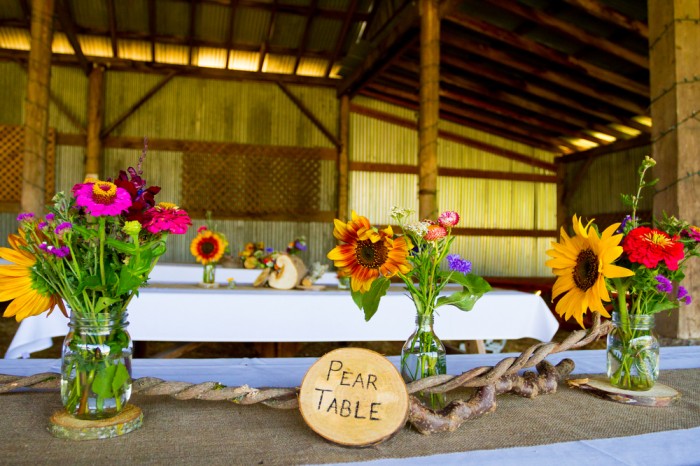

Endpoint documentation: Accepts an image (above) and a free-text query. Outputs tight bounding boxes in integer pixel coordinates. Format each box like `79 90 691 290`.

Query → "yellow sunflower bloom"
0 233 66 322
545 215 634 328
190 230 228 265
327 211 412 293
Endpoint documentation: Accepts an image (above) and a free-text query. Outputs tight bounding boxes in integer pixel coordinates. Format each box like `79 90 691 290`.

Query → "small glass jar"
60 313 133 419
203 263 216 285
606 311 659 391
401 314 447 409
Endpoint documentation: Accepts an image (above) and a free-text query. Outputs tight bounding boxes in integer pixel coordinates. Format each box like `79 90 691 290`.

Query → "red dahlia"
623 226 684 270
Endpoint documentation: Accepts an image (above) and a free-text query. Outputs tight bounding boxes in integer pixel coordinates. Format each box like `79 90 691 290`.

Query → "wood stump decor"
48 404 143 440
298 348 409 447
567 377 680 407
268 254 307 290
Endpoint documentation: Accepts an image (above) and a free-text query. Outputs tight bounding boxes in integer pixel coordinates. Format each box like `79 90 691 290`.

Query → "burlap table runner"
2 369 699 465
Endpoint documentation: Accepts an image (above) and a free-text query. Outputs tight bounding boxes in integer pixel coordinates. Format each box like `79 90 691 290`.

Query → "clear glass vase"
401 314 447 409
203 263 216 285
60 312 133 420
606 311 659 391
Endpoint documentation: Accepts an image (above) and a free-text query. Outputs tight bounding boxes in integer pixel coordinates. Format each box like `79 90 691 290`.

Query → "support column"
22 0 55 215
338 94 350 221
649 0 700 338
85 65 105 180
418 0 439 219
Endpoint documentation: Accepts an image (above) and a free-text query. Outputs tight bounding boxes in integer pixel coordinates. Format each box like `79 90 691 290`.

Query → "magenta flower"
197 225 208 234
75 181 132 217
16 212 34 222
688 226 700 242
54 222 72 236
45 213 55 222
438 211 460 228
142 203 192 234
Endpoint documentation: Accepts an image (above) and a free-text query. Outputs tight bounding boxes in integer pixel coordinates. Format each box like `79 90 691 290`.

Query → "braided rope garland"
0 314 612 410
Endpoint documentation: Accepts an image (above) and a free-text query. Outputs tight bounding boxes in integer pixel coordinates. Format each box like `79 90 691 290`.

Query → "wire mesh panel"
181 145 326 220
0 124 56 211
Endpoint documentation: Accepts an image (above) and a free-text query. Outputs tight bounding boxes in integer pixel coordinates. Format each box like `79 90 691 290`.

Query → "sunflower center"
643 231 672 248
199 239 217 257
355 239 388 269
92 182 118 205
573 248 599 291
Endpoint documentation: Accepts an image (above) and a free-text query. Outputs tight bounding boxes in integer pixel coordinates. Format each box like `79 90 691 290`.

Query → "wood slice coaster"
48 404 143 440
567 377 680 407
197 282 220 289
299 347 409 447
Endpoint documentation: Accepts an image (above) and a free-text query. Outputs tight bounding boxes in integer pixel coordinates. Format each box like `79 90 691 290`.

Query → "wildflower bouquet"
1 151 191 418
327 208 491 406
546 156 699 390
239 241 277 269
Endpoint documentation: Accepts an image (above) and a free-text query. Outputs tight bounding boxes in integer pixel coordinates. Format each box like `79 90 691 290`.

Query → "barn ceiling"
0 0 651 154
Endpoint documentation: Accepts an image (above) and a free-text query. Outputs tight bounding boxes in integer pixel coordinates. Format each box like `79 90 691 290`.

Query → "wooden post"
418 0 440 219
648 0 700 338
85 65 105 179
22 0 55 215
338 94 350 221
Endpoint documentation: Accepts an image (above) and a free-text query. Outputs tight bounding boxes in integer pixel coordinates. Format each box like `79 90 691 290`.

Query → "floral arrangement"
286 236 307 255
327 208 491 321
190 211 229 269
239 241 277 269
546 156 699 389
0 147 191 417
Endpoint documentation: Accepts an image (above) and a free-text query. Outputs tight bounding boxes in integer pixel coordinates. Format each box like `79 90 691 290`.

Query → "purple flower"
53 246 70 258
45 213 55 221
16 212 34 222
678 286 692 305
38 221 48 230
294 241 307 251
447 254 472 274
54 222 72 236
617 215 632 234
38 243 49 253
655 275 673 293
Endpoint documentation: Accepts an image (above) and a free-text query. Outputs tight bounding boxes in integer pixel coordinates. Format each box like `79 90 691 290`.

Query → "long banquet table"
1 347 699 464
6 267 559 358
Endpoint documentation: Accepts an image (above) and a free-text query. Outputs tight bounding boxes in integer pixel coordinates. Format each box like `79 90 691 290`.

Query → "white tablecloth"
5 263 559 358
2 347 699 465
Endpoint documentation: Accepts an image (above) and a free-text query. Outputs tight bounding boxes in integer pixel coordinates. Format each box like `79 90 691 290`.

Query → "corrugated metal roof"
70 0 108 30
307 17 340 53
116 39 151 61
77 35 113 58
158 0 189 37
270 13 305 49
155 43 189 65
263 54 296 74
198 3 230 43
232 7 269 46
114 0 149 33
194 46 227 69
0 27 29 50
0 0 23 19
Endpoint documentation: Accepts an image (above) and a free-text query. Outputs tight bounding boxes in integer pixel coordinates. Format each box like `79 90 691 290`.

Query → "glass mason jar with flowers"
327 207 491 408
546 156 699 391
190 213 229 288
0 145 191 419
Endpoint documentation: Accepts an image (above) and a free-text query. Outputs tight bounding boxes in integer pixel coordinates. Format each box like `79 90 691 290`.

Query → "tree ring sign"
299 348 409 447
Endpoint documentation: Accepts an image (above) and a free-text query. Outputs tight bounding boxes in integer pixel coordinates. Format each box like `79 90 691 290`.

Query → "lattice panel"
182 147 322 219
0 125 56 210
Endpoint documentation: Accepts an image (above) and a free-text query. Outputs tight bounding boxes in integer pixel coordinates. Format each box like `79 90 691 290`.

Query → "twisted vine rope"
0 315 612 410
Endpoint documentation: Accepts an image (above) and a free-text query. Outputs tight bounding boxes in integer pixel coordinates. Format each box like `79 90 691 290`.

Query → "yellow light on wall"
52 33 74 54
229 50 259 71
0 27 30 50
632 115 652 127
195 47 227 69
609 124 642 137
587 131 616 143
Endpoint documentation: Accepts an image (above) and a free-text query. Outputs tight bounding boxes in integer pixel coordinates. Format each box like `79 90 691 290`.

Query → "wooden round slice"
567 377 680 407
299 347 409 447
49 404 143 440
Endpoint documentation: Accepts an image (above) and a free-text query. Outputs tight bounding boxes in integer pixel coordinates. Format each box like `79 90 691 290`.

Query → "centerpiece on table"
0 146 191 428
327 207 491 408
546 156 699 391
190 213 229 288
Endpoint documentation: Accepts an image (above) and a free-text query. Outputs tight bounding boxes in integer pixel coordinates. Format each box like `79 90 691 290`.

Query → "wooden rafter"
324 0 358 78
258 0 277 72
224 0 238 69
445 12 648 97
563 0 648 39
277 82 340 149
106 0 118 58
186 0 371 22
100 71 178 139
55 0 90 75
18 0 30 23
188 0 197 66
484 0 648 68
293 0 317 75
148 0 156 62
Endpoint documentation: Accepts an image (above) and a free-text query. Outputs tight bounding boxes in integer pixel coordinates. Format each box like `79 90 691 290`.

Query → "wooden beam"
106 0 119 57
350 103 558 171
55 0 90 75
100 71 177 138
148 0 156 62
324 0 358 78
484 0 648 68
350 161 557 183
558 134 650 163
224 0 238 69
187 0 197 66
563 0 648 39
276 82 340 148
445 12 648 97
85 66 105 178
293 0 317 75
338 94 349 221
258 0 277 72
182 0 371 22
337 1 419 97
22 0 54 215
441 31 648 116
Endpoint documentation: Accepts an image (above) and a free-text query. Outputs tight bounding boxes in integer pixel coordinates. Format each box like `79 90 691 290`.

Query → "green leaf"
437 274 492 312
358 277 391 321
91 365 118 398
112 363 130 393
95 296 121 313
437 290 480 311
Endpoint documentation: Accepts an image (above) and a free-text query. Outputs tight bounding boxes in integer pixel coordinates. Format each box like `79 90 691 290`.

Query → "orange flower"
327 211 412 292
190 230 228 265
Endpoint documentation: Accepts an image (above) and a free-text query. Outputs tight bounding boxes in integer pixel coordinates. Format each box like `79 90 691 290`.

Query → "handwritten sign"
299 347 409 447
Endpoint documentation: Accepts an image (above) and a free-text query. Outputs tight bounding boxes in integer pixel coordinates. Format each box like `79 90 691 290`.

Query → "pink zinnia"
688 226 700 242
438 211 460 228
424 224 447 241
75 181 132 217
143 203 192 234
623 226 685 271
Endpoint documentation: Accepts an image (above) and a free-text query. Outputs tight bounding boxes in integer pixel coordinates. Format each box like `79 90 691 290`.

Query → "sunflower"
545 215 634 327
327 211 412 293
190 230 228 265
0 233 66 322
